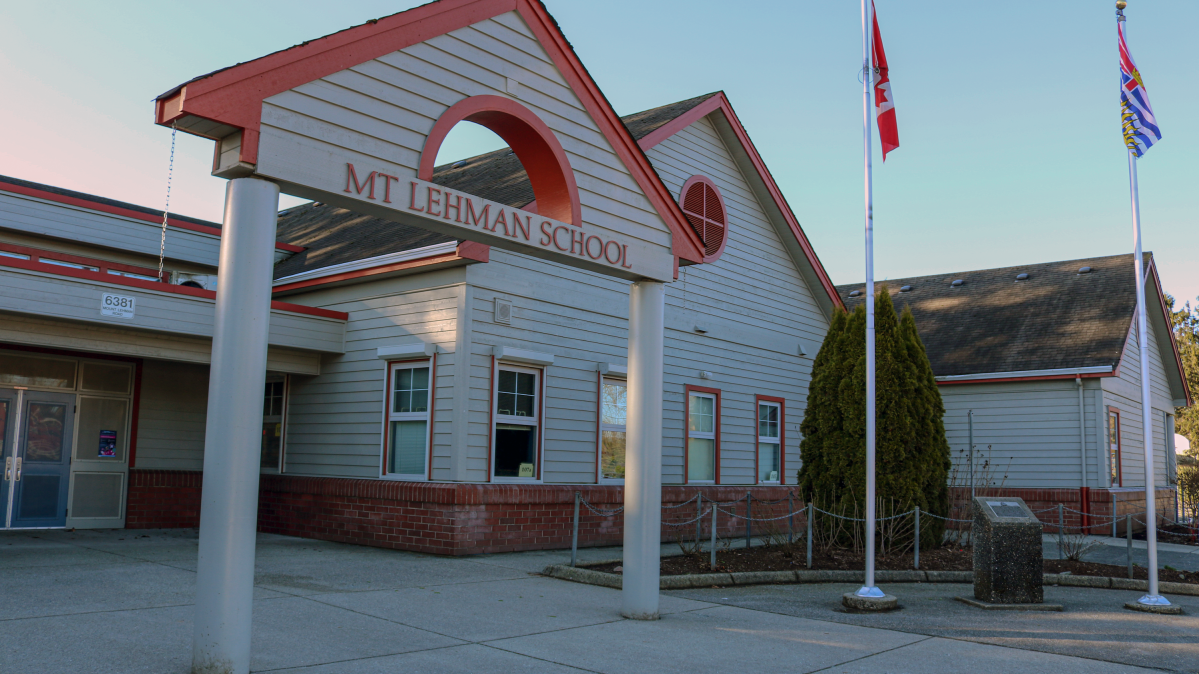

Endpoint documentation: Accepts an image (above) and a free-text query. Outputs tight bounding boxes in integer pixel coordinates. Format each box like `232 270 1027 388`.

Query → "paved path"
1 529 1192 673
1042 534 1199 573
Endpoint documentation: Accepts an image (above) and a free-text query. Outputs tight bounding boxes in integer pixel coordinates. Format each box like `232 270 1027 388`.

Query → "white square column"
192 177 280 674
621 280 665 620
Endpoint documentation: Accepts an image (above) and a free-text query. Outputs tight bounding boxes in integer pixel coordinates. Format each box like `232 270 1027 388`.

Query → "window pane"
601 430 626 480
261 421 282 469
759 442 780 482
389 420 427 475
0 353 75 389
497 392 517 416
514 392 534 417
759 403 779 439
688 394 713 433
494 423 537 478
410 367 430 390
397 368 413 391
687 438 715 481
25 403 67 462
75 397 128 461
516 372 536 395
602 381 627 426
498 370 516 393
396 390 412 414
410 390 428 413
80 362 131 393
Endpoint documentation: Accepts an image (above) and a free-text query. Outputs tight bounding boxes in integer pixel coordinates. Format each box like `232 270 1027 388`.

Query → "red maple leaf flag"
872 0 899 160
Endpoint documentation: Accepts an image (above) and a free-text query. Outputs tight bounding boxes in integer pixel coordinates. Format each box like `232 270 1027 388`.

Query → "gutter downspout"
1078 376 1090 531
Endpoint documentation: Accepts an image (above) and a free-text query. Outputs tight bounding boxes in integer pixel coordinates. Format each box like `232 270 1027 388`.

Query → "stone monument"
969 496 1049 607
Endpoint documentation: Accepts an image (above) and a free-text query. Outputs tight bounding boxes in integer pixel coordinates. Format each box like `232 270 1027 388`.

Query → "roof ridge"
834 252 1145 289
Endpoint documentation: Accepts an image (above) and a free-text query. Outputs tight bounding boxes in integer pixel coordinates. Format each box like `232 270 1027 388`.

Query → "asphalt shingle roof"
835 253 1145 377
273 93 721 280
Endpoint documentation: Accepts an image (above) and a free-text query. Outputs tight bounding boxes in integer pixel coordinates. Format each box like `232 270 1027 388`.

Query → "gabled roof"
836 253 1192 405
274 94 721 280
155 0 705 264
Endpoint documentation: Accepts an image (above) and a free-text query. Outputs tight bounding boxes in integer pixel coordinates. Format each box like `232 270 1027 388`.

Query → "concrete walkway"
1042 533 1199 573
1 529 1193 673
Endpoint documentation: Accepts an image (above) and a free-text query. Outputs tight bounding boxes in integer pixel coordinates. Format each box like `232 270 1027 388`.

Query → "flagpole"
1118 0 1169 611
857 0 882 601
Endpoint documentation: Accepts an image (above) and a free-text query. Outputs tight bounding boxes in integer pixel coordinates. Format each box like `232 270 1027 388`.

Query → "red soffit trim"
636 92 843 311
154 0 705 265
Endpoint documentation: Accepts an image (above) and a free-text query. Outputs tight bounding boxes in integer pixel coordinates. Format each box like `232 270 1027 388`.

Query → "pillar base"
1124 600 1183 615
842 592 899 611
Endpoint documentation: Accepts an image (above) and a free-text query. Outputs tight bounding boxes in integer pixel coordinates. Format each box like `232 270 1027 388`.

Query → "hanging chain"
157 122 178 282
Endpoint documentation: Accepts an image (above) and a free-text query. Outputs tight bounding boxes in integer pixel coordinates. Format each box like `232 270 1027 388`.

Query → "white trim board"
274 242 458 286
936 366 1113 382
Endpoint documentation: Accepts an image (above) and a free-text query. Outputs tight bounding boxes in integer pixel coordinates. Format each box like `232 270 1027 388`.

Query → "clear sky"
0 0 1194 304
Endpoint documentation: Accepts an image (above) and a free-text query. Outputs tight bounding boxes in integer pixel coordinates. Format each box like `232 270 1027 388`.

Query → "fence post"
710 502 718 571
787 494 794 545
806 502 813 570
745 494 752 550
571 491 580 568
1111 493 1118 538
1057 503 1064 561
914 506 920 571
1126 513 1133 579
695 494 702 548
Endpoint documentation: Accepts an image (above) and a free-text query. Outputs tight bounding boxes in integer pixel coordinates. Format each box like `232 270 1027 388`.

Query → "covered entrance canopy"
153 1 707 670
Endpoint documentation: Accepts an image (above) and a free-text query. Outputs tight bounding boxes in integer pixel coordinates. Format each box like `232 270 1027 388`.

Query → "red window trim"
1108 406 1122 488
678 175 729 263
0 240 162 278
755 395 786 485
380 356 435 479
489 360 546 482
0 343 143 467
684 384 722 484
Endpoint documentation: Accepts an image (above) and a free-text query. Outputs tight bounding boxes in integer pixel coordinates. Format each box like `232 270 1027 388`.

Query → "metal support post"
914 506 920 570
788 495 793 545
621 281 665 620
1112 493 1118 539
571 492 580 567
710 504 718 571
806 502 813 570
1126 513 1133 579
1058 504 1065 560
968 410 975 502
695 494 702 547
745 494 752 550
192 177 280 674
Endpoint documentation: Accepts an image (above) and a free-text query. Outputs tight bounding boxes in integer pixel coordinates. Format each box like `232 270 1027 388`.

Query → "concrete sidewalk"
1 528 1192 673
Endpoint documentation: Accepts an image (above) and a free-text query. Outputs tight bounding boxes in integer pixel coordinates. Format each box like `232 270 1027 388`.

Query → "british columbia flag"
1119 22 1160 157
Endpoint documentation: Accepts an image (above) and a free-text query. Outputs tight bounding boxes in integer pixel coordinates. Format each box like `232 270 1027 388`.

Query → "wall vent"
494 298 512 325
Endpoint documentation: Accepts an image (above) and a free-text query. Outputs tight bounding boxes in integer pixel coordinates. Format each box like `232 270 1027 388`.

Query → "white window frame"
686 391 717 484
491 362 542 483
757 400 782 484
598 374 627 484
382 359 432 481
260 375 288 474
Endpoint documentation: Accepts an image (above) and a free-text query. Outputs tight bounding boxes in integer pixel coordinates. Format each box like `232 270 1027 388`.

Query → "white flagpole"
857 0 882 600
1119 3 1170 611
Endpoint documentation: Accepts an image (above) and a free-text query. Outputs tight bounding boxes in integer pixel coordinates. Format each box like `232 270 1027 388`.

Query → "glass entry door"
3 389 74 528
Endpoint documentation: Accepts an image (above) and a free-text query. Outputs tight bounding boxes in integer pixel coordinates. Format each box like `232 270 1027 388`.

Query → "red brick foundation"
948 486 1177 534
125 469 798 555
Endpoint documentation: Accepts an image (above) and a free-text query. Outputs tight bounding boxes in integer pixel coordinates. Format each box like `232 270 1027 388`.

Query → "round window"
679 176 728 262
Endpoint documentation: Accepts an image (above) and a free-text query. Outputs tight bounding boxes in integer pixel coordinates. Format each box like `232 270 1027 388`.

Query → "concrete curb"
544 565 1199 596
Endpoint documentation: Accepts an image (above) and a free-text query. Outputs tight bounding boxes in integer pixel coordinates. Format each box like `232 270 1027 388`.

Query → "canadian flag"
872 0 899 160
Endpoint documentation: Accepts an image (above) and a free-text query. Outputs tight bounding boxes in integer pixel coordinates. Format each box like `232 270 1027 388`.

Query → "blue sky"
0 0 1194 304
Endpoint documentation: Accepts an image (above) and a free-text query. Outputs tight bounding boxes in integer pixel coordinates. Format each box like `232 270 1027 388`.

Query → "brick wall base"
125 470 798 555
948 486 1178 535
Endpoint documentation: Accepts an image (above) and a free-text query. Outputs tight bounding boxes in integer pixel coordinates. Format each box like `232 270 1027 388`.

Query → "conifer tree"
798 287 952 548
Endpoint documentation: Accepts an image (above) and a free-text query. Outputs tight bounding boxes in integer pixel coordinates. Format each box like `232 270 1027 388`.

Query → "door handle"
3 456 10 481
12 457 20 482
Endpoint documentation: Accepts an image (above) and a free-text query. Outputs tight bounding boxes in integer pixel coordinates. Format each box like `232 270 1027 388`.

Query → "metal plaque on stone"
972 496 1044 605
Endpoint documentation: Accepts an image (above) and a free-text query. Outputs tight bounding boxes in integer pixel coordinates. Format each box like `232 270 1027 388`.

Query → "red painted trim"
594 370 603 482
1108 406 1122 487
153 0 706 263
1148 258 1193 406
537 364 546 481
271 251 470 294
382 360 394 475
936 371 1112 386
486 355 495 483
0 241 161 278
380 357 433 477
755 395 786 485
418 95 581 227
637 93 843 310
0 253 348 320
0 179 304 253
456 240 490 263
128 359 144 469
685 384 722 484
427 352 438 481
678 175 730 263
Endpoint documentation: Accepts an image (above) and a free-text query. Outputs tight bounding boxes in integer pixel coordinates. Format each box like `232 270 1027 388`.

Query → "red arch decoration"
418 95 581 227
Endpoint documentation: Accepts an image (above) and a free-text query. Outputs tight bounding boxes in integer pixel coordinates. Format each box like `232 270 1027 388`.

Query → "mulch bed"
588 542 1199 586
1132 522 1199 546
